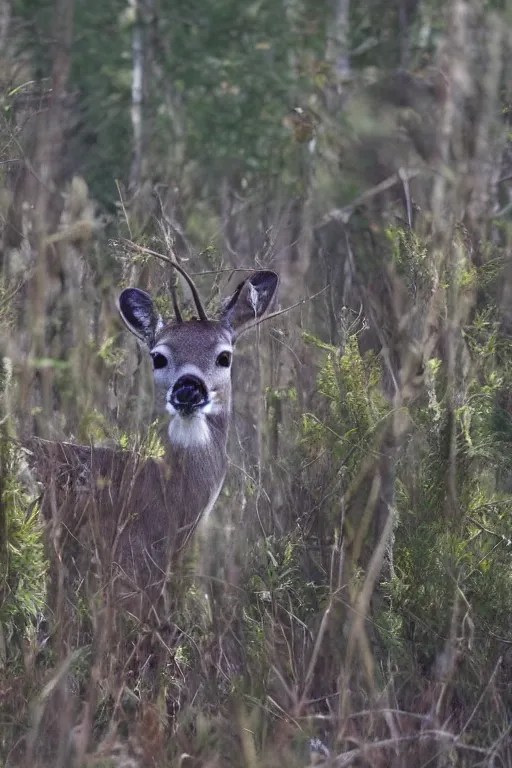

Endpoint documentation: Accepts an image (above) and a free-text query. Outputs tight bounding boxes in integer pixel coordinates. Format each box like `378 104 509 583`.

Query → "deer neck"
160 409 229 517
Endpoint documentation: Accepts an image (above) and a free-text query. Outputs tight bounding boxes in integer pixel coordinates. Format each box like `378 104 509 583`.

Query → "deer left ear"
118 288 162 347
220 270 279 337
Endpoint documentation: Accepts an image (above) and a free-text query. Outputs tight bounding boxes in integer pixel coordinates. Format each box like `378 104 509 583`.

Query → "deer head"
118 269 279 449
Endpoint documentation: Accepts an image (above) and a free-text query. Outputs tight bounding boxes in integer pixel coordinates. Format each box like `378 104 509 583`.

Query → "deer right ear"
118 288 161 347
220 270 279 338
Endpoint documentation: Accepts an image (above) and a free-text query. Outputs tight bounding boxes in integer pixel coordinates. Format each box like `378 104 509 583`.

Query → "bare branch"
320 169 422 225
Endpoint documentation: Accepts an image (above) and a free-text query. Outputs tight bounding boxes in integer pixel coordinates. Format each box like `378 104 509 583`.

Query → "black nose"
170 375 208 415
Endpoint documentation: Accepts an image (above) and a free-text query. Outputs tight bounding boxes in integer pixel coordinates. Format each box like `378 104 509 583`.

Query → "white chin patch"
166 409 211 448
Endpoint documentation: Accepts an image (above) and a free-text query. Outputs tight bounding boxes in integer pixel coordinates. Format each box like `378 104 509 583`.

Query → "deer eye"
151 352 168 370
216 351 232 368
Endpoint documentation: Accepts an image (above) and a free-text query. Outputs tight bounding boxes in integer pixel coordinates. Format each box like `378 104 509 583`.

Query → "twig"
332 732 489 767
241 285 330 335
398 166 413 227
187 267 265 276
296 601 332 714
458 656 502 738
115 180 132 239
0 279 26 310
319 169 422 226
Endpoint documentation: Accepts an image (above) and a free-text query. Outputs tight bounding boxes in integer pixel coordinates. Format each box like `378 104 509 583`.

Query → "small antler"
167 257 209 323
170 282 184 323
123 241 209 322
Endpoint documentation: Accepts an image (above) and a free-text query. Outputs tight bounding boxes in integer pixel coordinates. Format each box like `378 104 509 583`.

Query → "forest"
1 0 512 765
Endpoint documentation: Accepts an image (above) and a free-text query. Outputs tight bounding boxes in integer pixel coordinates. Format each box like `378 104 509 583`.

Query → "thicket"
1 0 512 765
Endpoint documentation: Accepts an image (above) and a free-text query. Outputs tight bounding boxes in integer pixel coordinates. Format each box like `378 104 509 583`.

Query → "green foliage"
248 534 323 623
301 332 386 474
119 419 166 459
377 294 512 679
243 532 327 693
293 227 512 706
0 438 47 667
388 226 435 295
12 0 327 206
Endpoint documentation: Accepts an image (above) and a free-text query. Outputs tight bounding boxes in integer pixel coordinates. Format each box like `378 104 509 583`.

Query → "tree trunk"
129 0 145 191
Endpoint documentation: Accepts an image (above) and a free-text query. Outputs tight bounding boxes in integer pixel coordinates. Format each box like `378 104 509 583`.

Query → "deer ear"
118 288 161 347
220 270 278 337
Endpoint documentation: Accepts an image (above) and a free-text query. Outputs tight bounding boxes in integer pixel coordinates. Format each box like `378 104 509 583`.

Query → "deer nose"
170 375 208 415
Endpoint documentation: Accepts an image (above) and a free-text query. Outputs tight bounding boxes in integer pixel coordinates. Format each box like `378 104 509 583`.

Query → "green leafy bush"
0 436 47 668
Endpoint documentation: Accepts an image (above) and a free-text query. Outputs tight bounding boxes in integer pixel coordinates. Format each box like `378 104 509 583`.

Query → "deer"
27 266 279 646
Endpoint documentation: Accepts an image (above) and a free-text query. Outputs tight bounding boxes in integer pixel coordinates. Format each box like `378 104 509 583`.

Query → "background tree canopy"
1 0 512 764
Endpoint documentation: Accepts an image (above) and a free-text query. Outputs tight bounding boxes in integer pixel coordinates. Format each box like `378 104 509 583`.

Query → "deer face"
118 270 278 448
150 321 234 446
